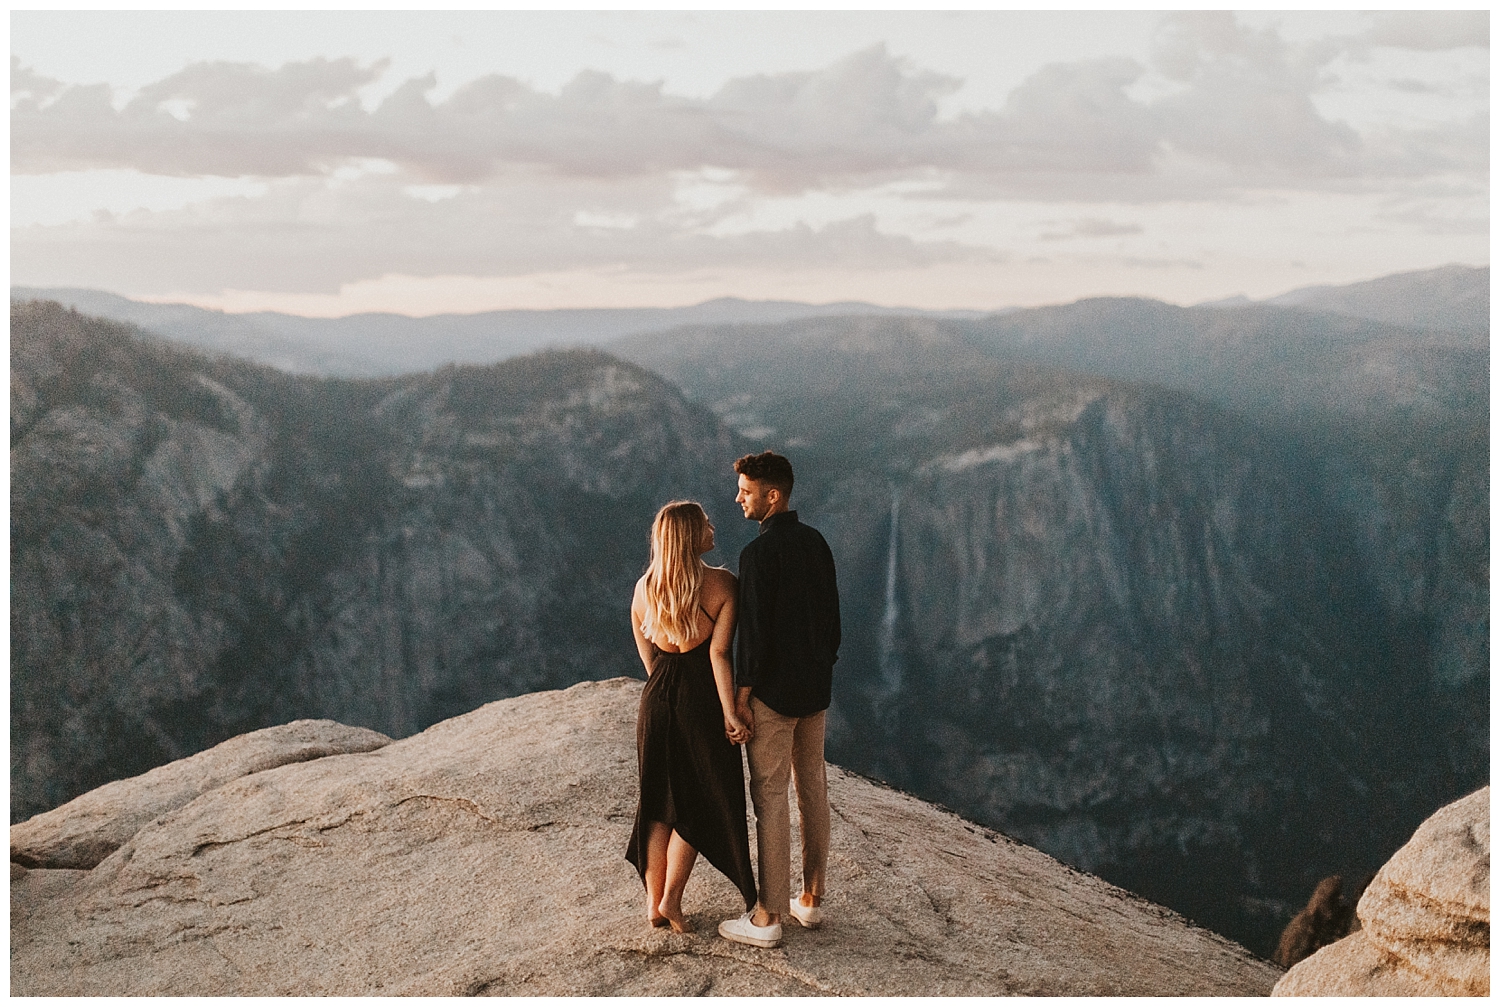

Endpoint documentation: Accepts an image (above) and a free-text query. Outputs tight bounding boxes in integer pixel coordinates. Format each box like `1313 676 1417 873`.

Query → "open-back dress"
625 633 757 910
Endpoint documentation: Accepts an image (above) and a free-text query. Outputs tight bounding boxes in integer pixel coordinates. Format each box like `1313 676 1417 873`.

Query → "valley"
10 271 1487 958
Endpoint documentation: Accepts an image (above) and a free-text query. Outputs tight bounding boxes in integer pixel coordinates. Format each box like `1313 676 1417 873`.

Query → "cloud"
1357 110 1489 179
16 35 1466 193
1362 12 1488 51
17 47 972 185
8 16 1486 301
1149 13 1360 176
1039 218 1144 241
11 57 64 105
949 58 1159 175
11 172 990 294
12 57 391 176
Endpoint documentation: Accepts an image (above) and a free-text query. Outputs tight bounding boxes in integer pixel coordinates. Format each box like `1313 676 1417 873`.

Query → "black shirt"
735 510 841 717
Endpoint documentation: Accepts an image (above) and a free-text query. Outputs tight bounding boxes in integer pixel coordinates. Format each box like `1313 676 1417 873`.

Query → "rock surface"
1273 786 1489 996
11 679 1280 996
11 719 391 871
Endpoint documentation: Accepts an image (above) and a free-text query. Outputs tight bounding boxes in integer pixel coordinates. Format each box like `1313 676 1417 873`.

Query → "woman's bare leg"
644 821 671 926
657 829 699 933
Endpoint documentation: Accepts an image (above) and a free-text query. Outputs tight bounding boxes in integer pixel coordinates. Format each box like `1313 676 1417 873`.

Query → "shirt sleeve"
825 539 842 661
735 543 775 689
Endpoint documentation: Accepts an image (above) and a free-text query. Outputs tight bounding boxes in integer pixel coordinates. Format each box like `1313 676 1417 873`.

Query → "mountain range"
7 287 986 378
10 264 1488 958
13 301 751 818
12 262 1483 378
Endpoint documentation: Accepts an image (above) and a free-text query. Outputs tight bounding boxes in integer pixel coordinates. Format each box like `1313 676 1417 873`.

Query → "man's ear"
766 486 783 507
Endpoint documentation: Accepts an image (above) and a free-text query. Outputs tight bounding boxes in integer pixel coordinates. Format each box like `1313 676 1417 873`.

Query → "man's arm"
826 539 841 659
734 543 773 734
735 685 755 735
734 543 775 691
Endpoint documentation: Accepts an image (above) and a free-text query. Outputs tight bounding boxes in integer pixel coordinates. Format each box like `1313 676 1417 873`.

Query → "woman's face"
700 519 715 555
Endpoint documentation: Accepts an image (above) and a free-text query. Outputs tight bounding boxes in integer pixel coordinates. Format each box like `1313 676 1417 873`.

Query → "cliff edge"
12 678 1280 995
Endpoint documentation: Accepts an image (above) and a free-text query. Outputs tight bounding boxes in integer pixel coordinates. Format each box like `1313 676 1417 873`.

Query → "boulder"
11 719 392 870
11 679 1280 995
1274 786 1489 996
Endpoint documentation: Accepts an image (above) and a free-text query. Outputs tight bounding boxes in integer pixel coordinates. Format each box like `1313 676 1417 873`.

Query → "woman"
624 501 756 932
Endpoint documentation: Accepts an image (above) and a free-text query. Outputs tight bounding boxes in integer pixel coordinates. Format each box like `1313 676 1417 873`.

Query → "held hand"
724 713 751 745
735 699 755 736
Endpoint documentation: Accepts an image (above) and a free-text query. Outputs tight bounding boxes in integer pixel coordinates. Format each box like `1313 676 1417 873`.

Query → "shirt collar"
759 509 799 534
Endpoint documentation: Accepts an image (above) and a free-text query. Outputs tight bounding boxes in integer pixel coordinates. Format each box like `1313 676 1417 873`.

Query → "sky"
10 10 1491 316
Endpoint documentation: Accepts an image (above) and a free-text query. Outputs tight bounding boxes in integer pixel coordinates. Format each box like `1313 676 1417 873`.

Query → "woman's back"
637 565 734 653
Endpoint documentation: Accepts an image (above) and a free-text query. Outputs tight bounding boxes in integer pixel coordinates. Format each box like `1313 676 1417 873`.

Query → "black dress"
625 636 757 910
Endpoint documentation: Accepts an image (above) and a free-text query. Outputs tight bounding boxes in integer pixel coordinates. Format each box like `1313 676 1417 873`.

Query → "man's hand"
733 686 755 741
724 713 750 745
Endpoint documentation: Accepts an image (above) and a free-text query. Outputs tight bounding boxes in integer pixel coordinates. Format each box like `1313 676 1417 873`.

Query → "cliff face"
11 301 749 822
613 309 1487 955
11 679 1283 996
822 392 1473 951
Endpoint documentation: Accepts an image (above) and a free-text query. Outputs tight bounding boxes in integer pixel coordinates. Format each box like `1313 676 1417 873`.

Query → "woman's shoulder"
702 564 738 587
701 565 737 602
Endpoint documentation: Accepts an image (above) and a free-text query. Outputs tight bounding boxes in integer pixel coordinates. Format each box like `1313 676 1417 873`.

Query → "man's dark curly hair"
734 450 794 497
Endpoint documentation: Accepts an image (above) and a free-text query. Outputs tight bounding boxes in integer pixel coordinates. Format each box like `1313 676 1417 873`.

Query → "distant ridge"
7 287 986 377
12 263 1485 377
1202 263 1488 336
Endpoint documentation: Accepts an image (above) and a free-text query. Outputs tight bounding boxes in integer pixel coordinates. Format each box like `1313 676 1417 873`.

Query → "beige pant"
745 697 830 917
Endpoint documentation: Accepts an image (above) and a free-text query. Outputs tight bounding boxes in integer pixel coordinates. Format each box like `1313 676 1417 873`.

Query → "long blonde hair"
641 500 710 648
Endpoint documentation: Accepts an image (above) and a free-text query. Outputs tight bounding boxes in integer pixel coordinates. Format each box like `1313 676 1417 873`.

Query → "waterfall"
877 487 903 695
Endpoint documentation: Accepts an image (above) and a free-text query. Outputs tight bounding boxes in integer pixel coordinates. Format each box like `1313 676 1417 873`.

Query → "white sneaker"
718 911 783 948
788 896 823 928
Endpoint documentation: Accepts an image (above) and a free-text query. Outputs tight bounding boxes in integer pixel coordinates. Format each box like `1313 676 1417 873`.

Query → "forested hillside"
12 301 749 821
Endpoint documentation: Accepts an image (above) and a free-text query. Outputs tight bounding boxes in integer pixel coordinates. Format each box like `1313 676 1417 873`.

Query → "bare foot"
658 902 695 934
649 914 669 928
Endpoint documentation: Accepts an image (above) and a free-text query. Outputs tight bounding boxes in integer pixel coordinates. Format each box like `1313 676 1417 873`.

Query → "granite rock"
10 719 391 870
1274 786 1489 996
11 679 1280 996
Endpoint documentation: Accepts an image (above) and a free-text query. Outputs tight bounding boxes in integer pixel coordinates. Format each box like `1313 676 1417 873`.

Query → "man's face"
736 474 777 521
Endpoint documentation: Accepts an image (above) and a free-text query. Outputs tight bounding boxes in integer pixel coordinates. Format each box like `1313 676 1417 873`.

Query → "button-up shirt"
735 510 841 717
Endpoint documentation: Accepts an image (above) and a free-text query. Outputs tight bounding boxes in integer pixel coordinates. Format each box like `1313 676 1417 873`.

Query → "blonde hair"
640 500 710 648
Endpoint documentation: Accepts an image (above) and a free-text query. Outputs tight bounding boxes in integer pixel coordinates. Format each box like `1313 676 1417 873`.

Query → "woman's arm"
629 578 656 677
708 572 749 743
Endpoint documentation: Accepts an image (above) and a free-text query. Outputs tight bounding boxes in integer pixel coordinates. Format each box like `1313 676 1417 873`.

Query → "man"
718 451 841 949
